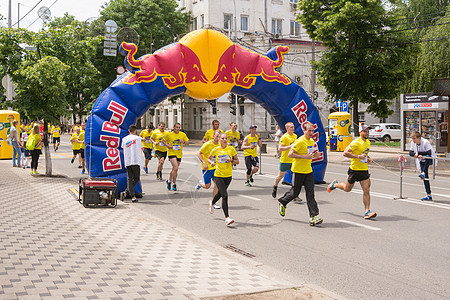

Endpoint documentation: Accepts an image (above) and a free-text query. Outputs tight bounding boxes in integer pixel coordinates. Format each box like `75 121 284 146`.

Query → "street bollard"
394 155 407 200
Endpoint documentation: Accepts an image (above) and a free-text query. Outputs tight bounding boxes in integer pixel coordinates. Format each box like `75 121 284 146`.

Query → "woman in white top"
10 120 22 167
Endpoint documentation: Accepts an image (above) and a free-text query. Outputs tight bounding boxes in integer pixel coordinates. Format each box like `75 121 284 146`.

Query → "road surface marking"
337 219 382 231
237 194 262 201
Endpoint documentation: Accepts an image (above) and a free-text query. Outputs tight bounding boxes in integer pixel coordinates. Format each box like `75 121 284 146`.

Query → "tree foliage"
297 0 412 131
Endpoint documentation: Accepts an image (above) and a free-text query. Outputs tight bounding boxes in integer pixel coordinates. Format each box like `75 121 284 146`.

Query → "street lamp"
232 0 237 42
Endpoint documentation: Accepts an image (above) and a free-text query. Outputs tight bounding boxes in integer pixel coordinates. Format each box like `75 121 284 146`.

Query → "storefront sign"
408 103 438 109
404 92 449 104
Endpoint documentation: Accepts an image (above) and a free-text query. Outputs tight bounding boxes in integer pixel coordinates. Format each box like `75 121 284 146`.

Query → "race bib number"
232 141 238 147
251 142 257 147
145 137 151 142
159 141 165 146
307 146 314 154
218 155 230 163
173 144 181 151
360 156 368 163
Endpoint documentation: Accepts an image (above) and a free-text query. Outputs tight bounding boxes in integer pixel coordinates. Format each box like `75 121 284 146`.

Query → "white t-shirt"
274 129 283 142
410 137 437 170
121 134 145 167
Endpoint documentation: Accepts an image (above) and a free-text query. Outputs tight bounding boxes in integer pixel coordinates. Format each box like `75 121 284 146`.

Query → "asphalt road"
48 136 450 300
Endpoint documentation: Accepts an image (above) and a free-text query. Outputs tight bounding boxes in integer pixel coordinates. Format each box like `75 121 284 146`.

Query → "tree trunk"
351 99 359 135
43 120 53 176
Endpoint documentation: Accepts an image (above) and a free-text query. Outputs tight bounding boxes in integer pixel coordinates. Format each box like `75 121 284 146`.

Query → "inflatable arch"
86 29 327 193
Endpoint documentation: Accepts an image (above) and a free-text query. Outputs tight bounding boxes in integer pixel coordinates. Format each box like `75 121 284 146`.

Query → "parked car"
368 123 401 142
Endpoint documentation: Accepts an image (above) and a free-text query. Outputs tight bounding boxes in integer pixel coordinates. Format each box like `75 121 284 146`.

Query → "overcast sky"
1 0 108 31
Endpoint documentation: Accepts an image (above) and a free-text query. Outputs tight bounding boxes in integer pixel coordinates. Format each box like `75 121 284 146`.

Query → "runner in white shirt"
121 125 145 203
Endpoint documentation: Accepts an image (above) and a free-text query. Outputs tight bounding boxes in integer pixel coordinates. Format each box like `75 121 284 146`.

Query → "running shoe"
144 167 148 174
166 180 172 191
272 185 277 198
279 203 286 217
81 169 85 174
309 216 323 226
71 158 75 164
364 210 377 219
418 172 425 179
214 203 221 209
245 181 252 187
225 217 234 226
327 179 338 192
131 198 138 203
209 200 213 214
172 184 177 191
33 170 39 175
249 175 254 183
56 146 58 151
78 165 82 169
30 170 34 174
195 181 202 190
120 192 125 202
421 195 432 201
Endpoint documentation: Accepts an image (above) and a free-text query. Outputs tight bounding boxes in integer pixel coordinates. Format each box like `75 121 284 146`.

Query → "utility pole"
8 0 12 28
232 0 237 42
311 39 316 105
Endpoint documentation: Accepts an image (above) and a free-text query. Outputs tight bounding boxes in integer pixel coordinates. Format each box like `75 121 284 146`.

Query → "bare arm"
241 137 250 150
197 151 208 170
288 148 313 160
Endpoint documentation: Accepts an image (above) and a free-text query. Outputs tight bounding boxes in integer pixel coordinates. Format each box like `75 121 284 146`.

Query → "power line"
12 0 43 27
26 0 59 29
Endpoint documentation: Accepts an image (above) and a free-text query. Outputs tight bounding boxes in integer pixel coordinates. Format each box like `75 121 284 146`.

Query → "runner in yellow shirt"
272 122 297 198
150 122 168 180
241 125 262 186
79 122 86 174
225 122 241 169
52 124 61 151
70 127 83 168
207 133 239 226
327 124 376 219
278 122 323 226
202 119 224 143
165 123 189 191
140 124 154 174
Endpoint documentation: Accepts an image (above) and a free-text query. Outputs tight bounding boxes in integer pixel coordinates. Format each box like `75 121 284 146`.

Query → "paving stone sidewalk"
0 160 307 300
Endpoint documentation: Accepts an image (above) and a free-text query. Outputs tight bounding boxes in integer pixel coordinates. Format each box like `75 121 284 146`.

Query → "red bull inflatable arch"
86 29 327 193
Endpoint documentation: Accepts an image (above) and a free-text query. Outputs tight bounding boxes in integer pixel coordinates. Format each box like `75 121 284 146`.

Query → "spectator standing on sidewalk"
121 125 145 203
242 125 262 187
274 125 283 158
272 122 297 198
409 131 436 201
278 122 323 226
208 133 239 226
10 120 22 167
29 125 43 175
327 124 377 219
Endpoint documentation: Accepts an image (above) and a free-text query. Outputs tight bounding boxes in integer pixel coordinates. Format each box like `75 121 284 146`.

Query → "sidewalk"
0 160 341 300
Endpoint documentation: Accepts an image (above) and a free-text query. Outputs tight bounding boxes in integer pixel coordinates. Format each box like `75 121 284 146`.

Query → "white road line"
181 160 200 165
237 194 262 201
337 219 382 231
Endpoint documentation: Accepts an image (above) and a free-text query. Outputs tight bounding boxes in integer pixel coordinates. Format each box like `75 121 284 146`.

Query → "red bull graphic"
85 29 327 193
212 44 291 89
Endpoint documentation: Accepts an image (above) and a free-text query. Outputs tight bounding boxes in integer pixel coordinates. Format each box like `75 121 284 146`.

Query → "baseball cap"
359 124 369 132
249 125 257 129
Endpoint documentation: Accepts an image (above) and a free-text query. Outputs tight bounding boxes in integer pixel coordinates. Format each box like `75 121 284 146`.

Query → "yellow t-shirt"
140 129 153 148
32 133 42 150
279 132 298 164
52 127 61 138
348 137 371 171
166 131 189 158
199 140 219 170
151 129 168 152
243 134 259 157
71 132 82 150
203 128 224 141
79 130 85 149
225 130 240 147
291 135 315 174
210 145 237 178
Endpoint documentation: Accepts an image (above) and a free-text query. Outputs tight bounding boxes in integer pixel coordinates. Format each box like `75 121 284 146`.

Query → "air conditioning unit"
274 33 281 40
294 76 302 85
290 3 297 11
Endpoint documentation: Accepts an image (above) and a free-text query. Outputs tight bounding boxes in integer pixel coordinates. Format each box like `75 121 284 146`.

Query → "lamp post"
232 0 237 42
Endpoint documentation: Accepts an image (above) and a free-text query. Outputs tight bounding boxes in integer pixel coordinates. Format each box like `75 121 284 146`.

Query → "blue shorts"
202 169 215 185
279 162 292 172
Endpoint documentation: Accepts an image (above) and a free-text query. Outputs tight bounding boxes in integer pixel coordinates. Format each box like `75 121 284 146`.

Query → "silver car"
368 123 401 142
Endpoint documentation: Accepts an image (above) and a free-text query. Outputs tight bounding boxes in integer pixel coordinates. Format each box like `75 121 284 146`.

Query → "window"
358 112 365 122
193 17 198 30
290 20 301 36
174 109 178 123
224 14 233 30
193 108 197 130
290 0 298 3
165 109 169 127
156 109 161 125
240 15 249 31
272 18 282 35
270 116 277 131
200 14 204 28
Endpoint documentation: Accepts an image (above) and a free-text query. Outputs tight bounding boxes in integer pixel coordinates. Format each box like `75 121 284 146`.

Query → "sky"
0 0 108 31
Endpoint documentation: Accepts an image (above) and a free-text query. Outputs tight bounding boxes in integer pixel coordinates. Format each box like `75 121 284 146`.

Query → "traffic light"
149 108 155 116
228 93 236 104
230 106 236 115
209 99 217 107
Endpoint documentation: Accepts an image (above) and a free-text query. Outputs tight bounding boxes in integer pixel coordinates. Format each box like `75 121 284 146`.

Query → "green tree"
298 0 412 132
14 56 70 175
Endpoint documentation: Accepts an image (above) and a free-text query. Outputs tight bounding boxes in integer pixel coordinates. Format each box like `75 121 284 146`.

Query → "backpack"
26 134 36 150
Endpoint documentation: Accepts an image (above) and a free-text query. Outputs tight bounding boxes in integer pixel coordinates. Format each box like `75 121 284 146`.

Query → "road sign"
104 33 117 41
103 48 117 57
105 20 118 33
341 102 348 112
336 99 341 108
104 41 117 48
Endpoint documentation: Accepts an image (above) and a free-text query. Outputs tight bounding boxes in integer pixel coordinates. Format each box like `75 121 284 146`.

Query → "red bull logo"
119 29 291 100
